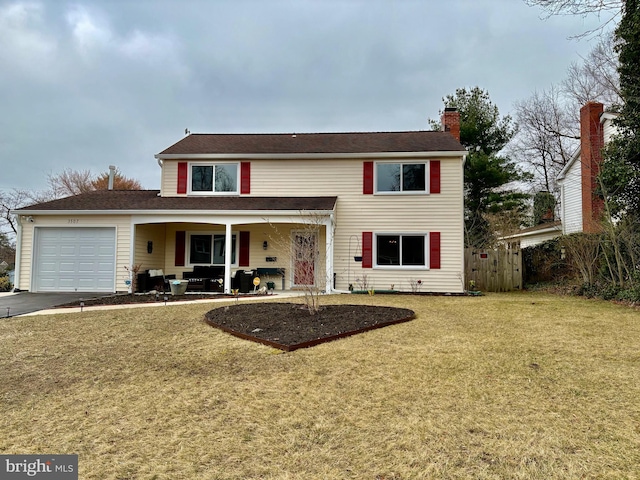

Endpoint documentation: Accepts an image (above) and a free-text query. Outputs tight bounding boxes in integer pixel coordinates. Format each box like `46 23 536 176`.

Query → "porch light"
263 241 268 250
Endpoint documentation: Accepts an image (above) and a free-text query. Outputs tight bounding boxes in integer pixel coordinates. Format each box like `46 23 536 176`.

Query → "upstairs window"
376 162 426 193
190 163 238 194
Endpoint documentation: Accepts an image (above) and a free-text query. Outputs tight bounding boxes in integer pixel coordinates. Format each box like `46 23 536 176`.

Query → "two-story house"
12 109 467 294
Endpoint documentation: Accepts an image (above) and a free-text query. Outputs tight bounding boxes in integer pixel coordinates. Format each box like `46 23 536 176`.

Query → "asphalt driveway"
0 292 108 318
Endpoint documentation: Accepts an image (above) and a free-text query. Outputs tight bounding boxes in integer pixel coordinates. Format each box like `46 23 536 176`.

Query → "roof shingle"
16 190 337 212
158 131 465 156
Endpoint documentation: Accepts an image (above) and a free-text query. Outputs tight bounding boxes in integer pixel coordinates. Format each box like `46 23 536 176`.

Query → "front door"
292 231 317 286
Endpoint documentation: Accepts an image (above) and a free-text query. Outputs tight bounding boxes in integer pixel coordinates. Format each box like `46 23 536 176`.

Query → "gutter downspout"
13 215 23 292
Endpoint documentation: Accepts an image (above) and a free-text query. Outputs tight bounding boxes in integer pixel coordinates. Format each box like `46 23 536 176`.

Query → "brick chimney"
441 107 461 142
580 102 604 233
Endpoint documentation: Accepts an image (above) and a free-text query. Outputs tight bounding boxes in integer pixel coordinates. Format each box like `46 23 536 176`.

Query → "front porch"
128 212 334 295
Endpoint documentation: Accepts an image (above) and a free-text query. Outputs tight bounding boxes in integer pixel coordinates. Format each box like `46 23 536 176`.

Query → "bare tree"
525 0 622 15
562 32 622 107
512 87 579 195
0 167 143 243
512 32 621 212
267 213 332 315
47 169 95 197
560 232 601 284
48 167 142 197
525 0 623 36
0 189 36 237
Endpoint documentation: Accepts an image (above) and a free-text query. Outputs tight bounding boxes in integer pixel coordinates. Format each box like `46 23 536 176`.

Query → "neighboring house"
505 102 618 248
558 102 618 235
12 109 467 294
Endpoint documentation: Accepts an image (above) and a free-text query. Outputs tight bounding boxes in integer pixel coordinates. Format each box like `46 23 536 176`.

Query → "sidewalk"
21 290 307 317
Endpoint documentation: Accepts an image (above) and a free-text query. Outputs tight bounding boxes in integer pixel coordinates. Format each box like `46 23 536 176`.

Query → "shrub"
0 275 11 292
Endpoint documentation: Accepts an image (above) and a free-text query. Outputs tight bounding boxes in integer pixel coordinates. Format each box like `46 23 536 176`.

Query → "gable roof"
157 131 466 157
14 190 337 213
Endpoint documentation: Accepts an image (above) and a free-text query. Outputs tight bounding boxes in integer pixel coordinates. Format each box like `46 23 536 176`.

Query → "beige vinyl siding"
134 224 167 273
16 223 34 292
161 161 179 196
17 215 132 292
248 157 464 293
561 159 583 234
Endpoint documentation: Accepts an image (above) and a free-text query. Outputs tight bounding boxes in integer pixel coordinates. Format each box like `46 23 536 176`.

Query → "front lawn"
1 293 639 479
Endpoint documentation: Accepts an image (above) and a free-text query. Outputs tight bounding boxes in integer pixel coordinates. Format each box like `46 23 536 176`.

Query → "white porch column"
325 214 335 293
224 223 232 293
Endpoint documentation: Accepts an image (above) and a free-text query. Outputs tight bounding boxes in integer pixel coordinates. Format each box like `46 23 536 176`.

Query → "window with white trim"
188 233 237 265
375 233 426 267
190 163 239 194
376 162 427 193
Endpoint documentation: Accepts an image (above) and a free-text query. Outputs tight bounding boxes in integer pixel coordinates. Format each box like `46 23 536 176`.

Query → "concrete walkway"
3 290 307 317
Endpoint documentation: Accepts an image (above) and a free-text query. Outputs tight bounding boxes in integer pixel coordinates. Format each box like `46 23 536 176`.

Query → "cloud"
0 2 56 73
65 5 112 54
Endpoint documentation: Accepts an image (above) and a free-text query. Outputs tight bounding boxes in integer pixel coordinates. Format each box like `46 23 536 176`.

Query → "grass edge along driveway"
1 292 639 479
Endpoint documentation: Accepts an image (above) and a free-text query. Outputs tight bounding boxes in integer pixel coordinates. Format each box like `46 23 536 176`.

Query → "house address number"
68 219 80 224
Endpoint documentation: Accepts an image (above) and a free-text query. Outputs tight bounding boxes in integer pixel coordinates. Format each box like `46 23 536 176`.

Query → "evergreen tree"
435 87 531 247
600 0 640 217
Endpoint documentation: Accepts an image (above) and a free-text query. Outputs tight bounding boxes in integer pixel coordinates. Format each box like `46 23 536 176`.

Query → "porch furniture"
256 268 286 290
232 270 255 293
136 269 176 293
182 265 225 292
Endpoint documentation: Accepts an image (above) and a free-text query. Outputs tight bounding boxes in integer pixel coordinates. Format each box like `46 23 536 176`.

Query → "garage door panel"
97 262 114 273
77 263 97 273
60 245 78 256
78 245 98 256
34 227 116 292
40 245 59 256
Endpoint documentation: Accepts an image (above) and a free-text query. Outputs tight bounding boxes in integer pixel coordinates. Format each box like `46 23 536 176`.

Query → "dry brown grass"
1 292 640 479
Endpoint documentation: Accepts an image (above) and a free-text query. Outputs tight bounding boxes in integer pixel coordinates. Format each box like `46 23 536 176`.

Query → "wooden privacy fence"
464 247 522 292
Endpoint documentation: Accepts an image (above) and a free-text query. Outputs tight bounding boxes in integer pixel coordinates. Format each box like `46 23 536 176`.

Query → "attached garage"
33 227 116 292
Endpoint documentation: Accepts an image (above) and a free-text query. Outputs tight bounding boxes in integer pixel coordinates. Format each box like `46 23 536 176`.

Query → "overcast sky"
1 0 613 192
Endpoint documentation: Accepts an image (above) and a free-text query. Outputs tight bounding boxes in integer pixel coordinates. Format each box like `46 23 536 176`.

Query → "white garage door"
33 227 116 292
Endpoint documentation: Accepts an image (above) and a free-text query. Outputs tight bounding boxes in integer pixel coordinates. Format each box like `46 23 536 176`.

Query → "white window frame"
373 232 429 270
188 162 240 195
186 231 239 267
374 160 430 195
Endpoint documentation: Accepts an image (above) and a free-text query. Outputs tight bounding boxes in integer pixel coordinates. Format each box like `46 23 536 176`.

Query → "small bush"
0 275 11 292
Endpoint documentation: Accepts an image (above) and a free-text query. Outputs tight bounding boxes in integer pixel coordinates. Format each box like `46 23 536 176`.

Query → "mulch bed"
204 302 415 351
55 292 241 308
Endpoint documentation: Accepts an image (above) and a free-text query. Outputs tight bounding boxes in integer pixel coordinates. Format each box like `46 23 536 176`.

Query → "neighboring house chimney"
108 165 116 190
441 107 461 142
580 102 604 233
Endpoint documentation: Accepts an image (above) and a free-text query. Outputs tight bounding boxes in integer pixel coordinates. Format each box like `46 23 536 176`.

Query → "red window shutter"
430 160 441 194
175 231 186 266
430 232 441 269
240 162 251 194
362 232 373 268
363 161 374 194
177 162 188 194
239 231 250 266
